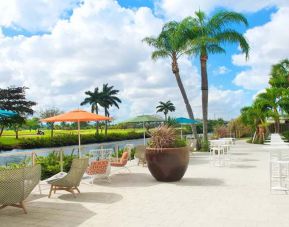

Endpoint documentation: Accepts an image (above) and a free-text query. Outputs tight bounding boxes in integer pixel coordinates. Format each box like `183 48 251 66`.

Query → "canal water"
0 138 145 166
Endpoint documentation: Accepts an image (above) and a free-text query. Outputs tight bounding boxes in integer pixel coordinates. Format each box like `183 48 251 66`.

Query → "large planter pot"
145 146 189 182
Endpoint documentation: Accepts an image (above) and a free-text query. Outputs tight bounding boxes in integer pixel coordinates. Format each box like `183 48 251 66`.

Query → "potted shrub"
145 125 189 182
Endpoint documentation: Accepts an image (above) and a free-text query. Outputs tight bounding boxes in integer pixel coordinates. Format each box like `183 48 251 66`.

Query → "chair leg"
70 188 76 198
20 201 27 214
38 183 42 195
75 187 80 194
48 185 53 198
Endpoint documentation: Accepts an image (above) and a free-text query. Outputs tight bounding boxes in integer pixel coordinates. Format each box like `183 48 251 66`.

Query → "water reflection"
0 138 144 165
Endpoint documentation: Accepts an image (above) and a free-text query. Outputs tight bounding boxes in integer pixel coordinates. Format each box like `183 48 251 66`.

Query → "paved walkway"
1 140 289 227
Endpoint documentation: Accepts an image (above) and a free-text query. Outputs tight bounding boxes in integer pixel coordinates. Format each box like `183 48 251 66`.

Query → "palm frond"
208 11 248 32
215 29 249 59
151 50 171 60
206 44 225 54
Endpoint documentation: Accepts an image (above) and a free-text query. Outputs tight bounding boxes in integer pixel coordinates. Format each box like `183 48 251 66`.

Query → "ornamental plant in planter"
146 125 189 182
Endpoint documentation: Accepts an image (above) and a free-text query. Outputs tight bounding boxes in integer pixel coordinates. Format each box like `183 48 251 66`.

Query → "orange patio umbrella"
41 109 112 156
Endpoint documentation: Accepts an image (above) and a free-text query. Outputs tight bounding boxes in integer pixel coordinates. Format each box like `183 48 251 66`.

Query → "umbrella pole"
181 124 183 139
78 120 81 158
143 121 146 145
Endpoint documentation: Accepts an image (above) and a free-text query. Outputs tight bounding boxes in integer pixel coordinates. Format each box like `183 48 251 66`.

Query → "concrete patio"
1 140 289 227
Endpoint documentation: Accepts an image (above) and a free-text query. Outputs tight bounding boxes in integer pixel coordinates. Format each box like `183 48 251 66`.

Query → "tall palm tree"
156 100 176 121
80 87 102 134
101 84 121 136
268 59 289 116
143 21 199 139
183 10 250 142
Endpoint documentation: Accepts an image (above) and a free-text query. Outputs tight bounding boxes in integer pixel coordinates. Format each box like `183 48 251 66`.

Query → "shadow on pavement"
96 173 158 187
175 177 225 187
59 192 123 204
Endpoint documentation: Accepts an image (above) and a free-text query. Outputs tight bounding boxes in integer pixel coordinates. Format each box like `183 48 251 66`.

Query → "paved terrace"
1 140 289 227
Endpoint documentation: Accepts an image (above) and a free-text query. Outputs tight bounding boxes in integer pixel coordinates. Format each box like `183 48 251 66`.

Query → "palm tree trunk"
200 55 208 142
95 106 99 135
273 108 280 133
164 113 167 121
105 108 108 136
275 118 280 133
172 54 198 139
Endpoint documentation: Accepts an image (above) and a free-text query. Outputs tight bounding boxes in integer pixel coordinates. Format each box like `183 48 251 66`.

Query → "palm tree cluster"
240 59 289 143
81 84 121 135
156 101 176 121
143 10 249 142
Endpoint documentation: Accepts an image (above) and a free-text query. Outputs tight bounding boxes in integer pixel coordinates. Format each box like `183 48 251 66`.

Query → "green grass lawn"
0 128 144 146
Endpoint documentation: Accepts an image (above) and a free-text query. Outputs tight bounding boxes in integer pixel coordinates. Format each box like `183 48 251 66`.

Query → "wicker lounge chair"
135 145 146 166
0 165 41 214
48 158 89 198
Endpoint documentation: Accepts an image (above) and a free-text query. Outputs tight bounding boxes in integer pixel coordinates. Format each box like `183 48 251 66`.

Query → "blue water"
0 138 145 166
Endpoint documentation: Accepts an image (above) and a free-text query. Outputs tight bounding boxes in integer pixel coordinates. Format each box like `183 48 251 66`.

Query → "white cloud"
0 0 80 32
155 0 289 20
233 7 289 90
208 87 247 120
213 66 231 75
0 0 251 121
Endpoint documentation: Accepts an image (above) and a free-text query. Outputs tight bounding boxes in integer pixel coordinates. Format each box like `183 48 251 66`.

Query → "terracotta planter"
145 147 189 182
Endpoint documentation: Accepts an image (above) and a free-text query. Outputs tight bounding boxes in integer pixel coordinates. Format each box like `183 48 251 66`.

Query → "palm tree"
100 84 121 136
143 21 199 139
183 10 250 142
80 88 102 134
156 101 176 121
255 88 282 133
240 104 266 143
268 59 289 117
269 59 289 88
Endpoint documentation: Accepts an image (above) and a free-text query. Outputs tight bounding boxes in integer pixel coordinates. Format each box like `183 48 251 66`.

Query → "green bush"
283 131 289 141
36 151 77 180
112 147 136 160
0 160 29 170
0 151 77 180
173 139 187 148
19 131 144 149
200 140 210 152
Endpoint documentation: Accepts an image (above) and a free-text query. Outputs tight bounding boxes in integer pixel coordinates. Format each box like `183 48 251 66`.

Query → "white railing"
0 144 121 172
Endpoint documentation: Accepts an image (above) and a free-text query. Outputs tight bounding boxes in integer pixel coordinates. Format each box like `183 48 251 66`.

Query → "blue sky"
0 0 288 121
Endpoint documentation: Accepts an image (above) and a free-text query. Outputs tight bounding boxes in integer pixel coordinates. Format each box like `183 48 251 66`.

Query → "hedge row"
19 131 144 149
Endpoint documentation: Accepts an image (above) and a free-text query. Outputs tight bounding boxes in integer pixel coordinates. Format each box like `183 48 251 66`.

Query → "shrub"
148 125 187 149
19 131 144 149
35 150 77 180
283 131 289 141
0 151 77 180
200 140 210 152
112 147 136 160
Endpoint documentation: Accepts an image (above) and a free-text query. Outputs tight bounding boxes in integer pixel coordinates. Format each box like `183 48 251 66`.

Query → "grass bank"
0 129 144 151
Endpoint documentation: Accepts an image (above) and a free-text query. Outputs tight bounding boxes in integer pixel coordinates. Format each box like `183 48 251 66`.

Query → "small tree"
156 101 176 121
25 117 40 131
39 108 62 138
0 86 36 139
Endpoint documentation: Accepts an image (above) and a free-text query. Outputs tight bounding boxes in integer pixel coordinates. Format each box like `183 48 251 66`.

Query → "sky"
0 0 289 122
